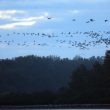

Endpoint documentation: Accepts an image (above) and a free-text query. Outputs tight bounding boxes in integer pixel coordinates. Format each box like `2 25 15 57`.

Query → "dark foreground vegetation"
0 50 110 105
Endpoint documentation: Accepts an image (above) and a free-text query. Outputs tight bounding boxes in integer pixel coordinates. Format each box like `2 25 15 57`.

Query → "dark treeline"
0 55 102 92
57 50 110 104
0 51 110 105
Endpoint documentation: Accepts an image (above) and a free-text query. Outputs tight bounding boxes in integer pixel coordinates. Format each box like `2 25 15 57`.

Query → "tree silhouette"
0 54 107 105
104 50 110 73
63 50 110 104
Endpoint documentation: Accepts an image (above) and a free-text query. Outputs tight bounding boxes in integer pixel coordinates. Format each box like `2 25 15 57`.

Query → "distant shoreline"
0 104 110 109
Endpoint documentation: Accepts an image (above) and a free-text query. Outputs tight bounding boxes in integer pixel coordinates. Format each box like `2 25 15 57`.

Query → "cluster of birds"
0 30 110 50
41 16 109 23
72 18 109 23
34 15 110 24
56 31 110 49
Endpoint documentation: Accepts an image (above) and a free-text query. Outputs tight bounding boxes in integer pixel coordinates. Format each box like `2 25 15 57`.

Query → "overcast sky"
0 0 110 59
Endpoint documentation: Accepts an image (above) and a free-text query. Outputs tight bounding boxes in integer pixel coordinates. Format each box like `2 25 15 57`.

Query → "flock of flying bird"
72 18 109 23
0 31 110 50
47 16 109 23
0 18 110 50
45 16 109 23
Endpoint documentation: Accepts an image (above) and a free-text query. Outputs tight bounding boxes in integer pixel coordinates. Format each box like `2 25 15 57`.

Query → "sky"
0 0 110 59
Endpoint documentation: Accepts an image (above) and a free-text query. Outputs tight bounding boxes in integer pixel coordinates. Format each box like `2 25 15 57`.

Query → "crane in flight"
105 19 109 22
90 19 95 22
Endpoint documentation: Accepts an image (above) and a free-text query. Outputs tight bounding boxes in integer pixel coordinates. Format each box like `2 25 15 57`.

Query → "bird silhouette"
86 21 90 23
90 19 95 22
47 17 52 19
105 19 109 22
72 19 76 21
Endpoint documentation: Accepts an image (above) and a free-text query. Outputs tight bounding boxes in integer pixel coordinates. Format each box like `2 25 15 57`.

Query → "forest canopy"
0 50 110 105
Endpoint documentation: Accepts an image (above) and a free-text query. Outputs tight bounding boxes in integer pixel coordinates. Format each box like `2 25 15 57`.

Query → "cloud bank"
0 10 49 29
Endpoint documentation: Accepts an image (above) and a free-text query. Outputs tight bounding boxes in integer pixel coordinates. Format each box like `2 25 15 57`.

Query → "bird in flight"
72 19 76 21
86 19 95 23
105 19 109 22
86 21 90 23
47 17 53 19
90 19 95 22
